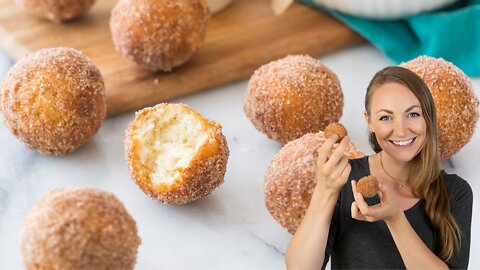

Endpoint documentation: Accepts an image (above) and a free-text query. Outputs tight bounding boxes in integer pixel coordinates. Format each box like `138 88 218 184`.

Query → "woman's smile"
389 137 416 148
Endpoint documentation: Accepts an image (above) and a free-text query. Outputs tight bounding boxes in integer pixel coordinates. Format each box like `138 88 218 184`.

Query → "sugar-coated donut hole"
357 175 379 198
0 47 106 155
19 0 97 23
244 55 344 144
110 0 210 71
135 107 208 185
20 188 141 270
401 56 479 160
324 122 348 143
125 103 229 205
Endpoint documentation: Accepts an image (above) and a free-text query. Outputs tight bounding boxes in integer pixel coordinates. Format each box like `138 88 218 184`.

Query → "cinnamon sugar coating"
18 0 96 23
324 122 347 143
401 56 479 160
356 175 379 198
244 55 344 144
125 103 229 204
264 132 364 234
20 188 141 270
110 0 210 71
0 47 106 155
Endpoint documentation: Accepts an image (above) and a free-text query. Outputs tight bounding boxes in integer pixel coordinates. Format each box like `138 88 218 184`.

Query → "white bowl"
313 0 459 19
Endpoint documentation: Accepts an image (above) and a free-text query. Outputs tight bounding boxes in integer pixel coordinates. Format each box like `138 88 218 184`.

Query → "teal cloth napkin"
302 0 480 77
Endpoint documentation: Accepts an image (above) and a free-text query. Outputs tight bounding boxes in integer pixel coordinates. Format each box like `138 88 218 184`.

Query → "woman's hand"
315 135 352 195
286 135 351 270
351 180 403 223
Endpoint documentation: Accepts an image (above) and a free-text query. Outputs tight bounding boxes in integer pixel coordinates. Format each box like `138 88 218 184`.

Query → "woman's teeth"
392 138 414 146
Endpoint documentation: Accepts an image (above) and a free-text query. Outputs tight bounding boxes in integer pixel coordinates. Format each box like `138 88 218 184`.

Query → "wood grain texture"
0 0 363 115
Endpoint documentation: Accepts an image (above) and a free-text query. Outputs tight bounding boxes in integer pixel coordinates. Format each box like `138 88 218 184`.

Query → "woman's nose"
393 119 407 137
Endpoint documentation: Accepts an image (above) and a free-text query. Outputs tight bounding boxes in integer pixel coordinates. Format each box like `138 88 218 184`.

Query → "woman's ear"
364 111 373 132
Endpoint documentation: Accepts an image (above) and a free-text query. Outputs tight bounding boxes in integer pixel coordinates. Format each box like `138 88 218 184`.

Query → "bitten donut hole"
126 103 229 204
136 107 208 185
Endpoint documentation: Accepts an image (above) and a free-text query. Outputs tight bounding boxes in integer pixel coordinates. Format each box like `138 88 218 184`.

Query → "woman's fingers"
316 135 347 180
351 201 365 221
352 178 402 223
377 183 386 200
330 156 349 179
321 136 349 177
351 179 358 194
354 192 378 217
325 136 349 168
351 184 366 221
315 135 352 192
351 201 358 217
315 136 338 183
378 190 384 200
341 163 352 181
351 201 375 222
316 135 338 167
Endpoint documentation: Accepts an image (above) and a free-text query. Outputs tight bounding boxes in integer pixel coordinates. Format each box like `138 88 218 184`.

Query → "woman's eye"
409 112 421 118
379 116 391 121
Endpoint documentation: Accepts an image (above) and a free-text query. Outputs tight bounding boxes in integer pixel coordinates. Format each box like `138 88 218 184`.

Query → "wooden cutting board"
0 0 363 115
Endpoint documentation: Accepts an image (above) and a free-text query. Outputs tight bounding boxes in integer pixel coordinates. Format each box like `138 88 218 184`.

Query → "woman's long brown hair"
365 66 461 260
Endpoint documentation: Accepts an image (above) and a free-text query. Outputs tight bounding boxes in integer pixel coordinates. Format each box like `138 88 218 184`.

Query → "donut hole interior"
136 106 207 185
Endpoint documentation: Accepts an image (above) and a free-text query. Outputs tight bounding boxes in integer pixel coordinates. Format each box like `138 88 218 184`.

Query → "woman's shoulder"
440 171 473 204
440 171 471 190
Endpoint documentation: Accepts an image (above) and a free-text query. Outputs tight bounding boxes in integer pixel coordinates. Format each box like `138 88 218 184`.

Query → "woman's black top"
322 156 473 269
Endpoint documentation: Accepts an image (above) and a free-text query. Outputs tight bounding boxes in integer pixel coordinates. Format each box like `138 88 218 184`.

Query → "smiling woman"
285 66 473 270
362 67 471 263
365 81 427 164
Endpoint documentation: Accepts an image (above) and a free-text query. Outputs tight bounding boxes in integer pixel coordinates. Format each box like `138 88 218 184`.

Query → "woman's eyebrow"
376 105 421 114
376 109 393 114
405 105 421 112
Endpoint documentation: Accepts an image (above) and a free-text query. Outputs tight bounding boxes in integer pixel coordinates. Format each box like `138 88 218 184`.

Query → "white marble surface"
0 44 478 269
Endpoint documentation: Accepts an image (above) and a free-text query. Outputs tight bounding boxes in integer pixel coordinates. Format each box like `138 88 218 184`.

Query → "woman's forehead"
370 82 421 111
